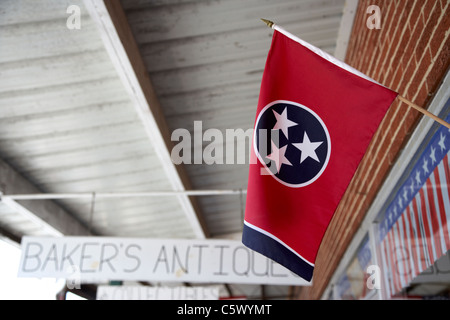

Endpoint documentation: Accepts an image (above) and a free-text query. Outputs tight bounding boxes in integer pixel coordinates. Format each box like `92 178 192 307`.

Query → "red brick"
415 49 433 82
426 36 450 93
389 62 405 91
358 32 382 73
384 0 403 35
417 4 443 55
374 0 392 28
397 58 417 95
388 129 405 164
367 145 391 191
389 30 414 82
391 15 413 59
409 1 425 31
364 45 381 75
429 11 450 58
402 107 421 136
361 30 382 72
371 43 392 80
370 129 395 174
415 81 431 106
364 132 382 171
353 26 370 68
375 2 399 59
346 8 367 66
423 0 438 22
408 78 425 101
386 102 404 131
386 22 413 86
354 2 368 29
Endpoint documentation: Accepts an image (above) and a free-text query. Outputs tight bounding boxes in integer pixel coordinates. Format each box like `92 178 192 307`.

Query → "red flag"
242 25 398 282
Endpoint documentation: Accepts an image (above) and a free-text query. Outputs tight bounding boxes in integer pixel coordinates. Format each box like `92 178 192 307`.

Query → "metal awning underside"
0 0 347 243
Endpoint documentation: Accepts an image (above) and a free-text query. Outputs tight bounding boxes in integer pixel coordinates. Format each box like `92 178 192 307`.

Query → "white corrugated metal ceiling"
0 0 348 298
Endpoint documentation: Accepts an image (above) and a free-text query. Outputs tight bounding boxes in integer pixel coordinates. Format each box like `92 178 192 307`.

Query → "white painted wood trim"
83 0 208 238
334 0 359 61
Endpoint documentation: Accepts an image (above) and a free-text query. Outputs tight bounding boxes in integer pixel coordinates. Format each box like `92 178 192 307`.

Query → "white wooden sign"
96 285 220 300
18 237 310 285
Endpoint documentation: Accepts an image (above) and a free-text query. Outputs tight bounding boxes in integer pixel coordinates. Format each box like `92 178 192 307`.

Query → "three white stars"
266 107 324 173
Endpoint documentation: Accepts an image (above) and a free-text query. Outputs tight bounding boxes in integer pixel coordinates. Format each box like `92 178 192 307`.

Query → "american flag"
378 113 450 298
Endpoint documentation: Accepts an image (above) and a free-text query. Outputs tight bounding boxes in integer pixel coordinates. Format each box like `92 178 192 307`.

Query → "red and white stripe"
381 155 450 296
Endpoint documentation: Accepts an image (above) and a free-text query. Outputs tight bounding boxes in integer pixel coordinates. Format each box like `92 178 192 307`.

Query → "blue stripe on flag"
242 224 314 282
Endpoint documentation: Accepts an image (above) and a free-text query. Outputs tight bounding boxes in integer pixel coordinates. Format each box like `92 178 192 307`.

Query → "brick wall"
297 0 450 300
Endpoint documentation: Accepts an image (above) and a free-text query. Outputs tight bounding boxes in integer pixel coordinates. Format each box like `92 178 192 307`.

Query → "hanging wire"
88 192 96 235
3 189 247 200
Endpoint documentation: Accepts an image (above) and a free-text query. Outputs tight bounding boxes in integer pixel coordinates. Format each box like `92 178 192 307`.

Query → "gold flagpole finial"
261 18 274 29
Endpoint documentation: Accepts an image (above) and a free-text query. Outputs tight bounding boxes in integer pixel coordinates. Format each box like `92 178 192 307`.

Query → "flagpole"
397 95 450 129
261 18 274 28
260 19 450 130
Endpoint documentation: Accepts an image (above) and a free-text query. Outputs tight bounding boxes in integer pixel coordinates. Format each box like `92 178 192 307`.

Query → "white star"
415 170 421 186
272 108 298 139
398 197 403 209
266 140 292 174
403 188 408 202
438 133 446 152
422 158 429 175
292 132 323 164
430 146 437 164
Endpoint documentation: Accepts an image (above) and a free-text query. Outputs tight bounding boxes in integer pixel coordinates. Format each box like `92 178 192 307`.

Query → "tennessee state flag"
242 24 398 282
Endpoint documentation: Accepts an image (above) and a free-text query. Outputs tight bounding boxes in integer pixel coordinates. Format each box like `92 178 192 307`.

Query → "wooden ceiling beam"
83 0 209 238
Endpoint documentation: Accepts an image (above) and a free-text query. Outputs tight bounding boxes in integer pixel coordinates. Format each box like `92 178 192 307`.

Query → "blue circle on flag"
254 100 331 187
